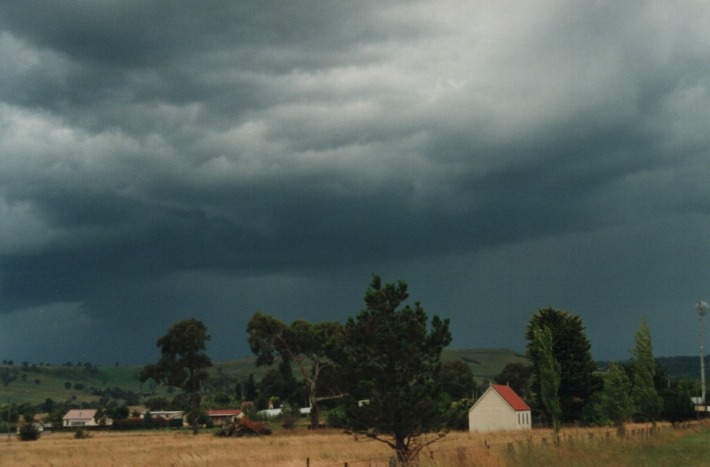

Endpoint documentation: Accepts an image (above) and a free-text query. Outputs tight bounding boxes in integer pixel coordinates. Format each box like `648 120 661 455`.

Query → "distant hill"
655 356 705 380
4 351 704 407
596 356 703 381
442 348 529 383
0 348 528 406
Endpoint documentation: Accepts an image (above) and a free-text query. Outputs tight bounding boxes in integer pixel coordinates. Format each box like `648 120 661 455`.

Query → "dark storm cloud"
2 1 710 363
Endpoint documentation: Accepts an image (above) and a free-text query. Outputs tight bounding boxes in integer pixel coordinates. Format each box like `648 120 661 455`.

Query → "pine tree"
335 275 452 465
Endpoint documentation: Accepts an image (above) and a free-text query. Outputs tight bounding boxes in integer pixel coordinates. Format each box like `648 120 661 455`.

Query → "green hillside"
442 348 528 383
0 348 523 406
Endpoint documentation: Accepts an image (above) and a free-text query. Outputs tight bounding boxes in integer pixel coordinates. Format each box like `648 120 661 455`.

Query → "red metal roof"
491 384 530 411
207 409 242 416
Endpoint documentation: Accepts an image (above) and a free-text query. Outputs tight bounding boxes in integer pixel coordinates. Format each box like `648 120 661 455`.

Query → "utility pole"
696 301 708 413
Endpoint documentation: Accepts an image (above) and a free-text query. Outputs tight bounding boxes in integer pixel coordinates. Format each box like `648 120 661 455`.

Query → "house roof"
63 409 97 420
491 384 530 411
207 409 242 417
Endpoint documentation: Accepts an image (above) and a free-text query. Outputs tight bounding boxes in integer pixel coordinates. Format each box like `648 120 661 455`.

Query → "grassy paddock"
504 421 710 467
1 422 707 466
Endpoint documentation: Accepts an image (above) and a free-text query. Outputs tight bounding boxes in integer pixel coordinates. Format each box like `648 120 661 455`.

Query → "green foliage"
660 379 696 423
1 366 19 386
74 427 92 439
212 392 232 407
280 401 301 429
111 417 146 430
113 404 130 420
445 398 474 430
598 363 636 435
326 406 348 428
184 409 212 429
143 410 154 429
631 320 662 423
533 325 562 433
334 275 452 465
18 422 40 441
494 362 533 398
247 311 341 429
526 307 600 423
243 373 257 401
139 318 213 435
440 361 476 399
144 396 171 411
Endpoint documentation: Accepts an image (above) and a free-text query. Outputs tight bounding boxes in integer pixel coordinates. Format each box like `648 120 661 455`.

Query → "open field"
2 422 707 466
505 421 710 467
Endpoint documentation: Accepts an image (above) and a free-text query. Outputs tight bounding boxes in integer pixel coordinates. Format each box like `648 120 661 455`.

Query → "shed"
468 384 531 432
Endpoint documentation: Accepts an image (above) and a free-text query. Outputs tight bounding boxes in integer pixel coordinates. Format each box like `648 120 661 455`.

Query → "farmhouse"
62 409 102 428
468 384 531 432
207 409 243 426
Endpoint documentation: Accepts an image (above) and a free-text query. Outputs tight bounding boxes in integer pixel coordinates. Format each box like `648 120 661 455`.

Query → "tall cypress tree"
631 319 662 425
533 325 561 434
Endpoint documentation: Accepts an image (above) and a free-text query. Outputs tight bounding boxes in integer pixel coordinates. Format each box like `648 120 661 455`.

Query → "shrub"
19 423 41 441
153 417 168 429
281 402 300 429
74 428 92 439
326 407 348 428
169 418 184 429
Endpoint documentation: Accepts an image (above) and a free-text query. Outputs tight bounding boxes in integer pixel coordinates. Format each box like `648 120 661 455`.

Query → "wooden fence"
311 421 704 467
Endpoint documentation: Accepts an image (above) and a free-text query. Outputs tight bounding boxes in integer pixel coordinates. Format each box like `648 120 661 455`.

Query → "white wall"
468 389 531 432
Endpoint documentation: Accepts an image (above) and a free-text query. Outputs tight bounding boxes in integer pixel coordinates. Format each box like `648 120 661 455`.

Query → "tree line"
137 275 699 464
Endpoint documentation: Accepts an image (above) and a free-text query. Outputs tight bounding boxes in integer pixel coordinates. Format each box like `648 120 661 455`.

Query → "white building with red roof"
468 384 531 432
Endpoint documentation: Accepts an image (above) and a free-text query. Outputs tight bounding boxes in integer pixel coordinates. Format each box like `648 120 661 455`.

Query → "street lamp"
695 301 708 409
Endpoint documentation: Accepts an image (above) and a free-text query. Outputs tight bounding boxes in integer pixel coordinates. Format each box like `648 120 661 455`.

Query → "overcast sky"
2 1 710 365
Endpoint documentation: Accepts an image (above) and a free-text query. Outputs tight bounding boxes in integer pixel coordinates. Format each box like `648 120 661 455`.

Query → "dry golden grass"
0 422 685 467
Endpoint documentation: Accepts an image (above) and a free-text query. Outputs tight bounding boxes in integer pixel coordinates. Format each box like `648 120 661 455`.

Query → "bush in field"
19 423 41 441
326 406 348 428
143 411 154 429
280 402 300 429
445 398 474 430
169 418 184 429
152 417 169 429
74 428 92 439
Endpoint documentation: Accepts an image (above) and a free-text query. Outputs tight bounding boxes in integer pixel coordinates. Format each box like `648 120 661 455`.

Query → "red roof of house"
492 384 530 411
207 409 242 417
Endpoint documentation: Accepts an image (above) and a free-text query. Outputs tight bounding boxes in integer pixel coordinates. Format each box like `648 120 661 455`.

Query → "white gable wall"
468 388 531 432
